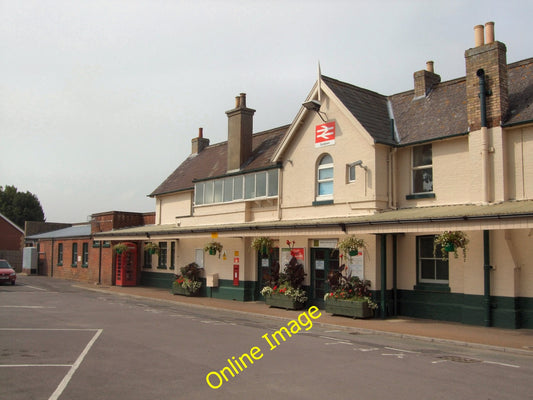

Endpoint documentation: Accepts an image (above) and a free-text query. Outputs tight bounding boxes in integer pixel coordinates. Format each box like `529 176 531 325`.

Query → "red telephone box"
115 242 138 286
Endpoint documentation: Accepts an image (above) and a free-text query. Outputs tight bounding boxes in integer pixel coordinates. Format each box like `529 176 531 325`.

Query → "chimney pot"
474 24 485 47
235 96 241 108
485 21 495 44
426 61 434 73
198 127 203 138
240 93 246 108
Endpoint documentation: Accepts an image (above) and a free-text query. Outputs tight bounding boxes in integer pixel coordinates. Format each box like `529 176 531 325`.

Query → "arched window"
317 154 334 199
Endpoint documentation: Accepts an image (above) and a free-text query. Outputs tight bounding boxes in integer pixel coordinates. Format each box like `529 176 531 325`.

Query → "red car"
0 259 16 285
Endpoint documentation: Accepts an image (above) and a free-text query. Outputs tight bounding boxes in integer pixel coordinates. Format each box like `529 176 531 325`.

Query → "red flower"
286 240 291 246
273 285 278 290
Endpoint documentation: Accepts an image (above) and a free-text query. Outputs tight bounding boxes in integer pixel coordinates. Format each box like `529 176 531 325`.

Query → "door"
310 248 339 308
256 247 279 300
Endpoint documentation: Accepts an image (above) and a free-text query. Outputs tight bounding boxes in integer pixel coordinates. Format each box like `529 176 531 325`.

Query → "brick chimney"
465 21 508 130
414 61 441 98
226 93 255 171
191 127 210 154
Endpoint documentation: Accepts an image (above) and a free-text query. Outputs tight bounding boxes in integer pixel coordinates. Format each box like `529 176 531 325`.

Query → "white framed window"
412 144 433 193
347 163 357 183
195 249 204 268
194 169 278 205
418 236 448 284
317 154 334 199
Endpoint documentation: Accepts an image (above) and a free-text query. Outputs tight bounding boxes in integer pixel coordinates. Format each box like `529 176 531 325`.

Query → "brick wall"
465 41 509 130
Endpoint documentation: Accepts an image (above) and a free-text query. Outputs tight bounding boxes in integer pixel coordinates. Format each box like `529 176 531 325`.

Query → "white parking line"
48 329 103 400
23 285 48 291
0 364 72 368
0 306 54 309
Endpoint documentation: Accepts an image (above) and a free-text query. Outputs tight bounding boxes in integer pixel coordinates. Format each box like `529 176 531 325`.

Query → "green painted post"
381 234 387 319
483 230 492 327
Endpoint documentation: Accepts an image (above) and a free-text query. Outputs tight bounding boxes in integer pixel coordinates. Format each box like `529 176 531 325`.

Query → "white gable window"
412 144 433 193
194 169 278 206
317 154 334 200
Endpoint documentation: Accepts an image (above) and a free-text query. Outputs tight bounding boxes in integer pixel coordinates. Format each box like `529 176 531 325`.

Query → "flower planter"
171 282 198 297
349 249 358 256
208 248 216 255
265 294 305 310
444 243 455 253
325 299 373 319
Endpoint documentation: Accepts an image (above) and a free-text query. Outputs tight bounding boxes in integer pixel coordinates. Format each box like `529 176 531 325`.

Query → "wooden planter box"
265 294 305 310
325 299 373 319
171 282 198 297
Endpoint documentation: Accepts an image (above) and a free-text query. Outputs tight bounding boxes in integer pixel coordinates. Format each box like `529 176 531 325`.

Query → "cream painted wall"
158 192 192 225
506 125 533 200
280 99 383 219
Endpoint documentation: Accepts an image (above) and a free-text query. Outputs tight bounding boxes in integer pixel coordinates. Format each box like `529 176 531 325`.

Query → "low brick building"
0 212 24 271
26 211 155 285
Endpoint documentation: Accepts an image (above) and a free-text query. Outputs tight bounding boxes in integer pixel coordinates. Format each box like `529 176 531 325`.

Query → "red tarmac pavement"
74 282 533 356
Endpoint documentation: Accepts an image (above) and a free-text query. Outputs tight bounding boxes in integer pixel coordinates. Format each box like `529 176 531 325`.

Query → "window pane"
413 144 432 167
420 259 435 280
195 183 204 205
436 260 449 280
318 181 333 196
320 154 333 165
413 168 433 193
419 237 435 258
244 174 255 199
213 179 223 203
234 176 243 199
319 167 333 180
223 177 233 202
349 165 355 181
267 169 278 196
204 181 214 204
255 172 267 197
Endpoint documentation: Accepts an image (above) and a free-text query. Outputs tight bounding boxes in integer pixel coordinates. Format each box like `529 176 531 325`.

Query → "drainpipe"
477 69 490 203
51 238 55 278
98 241 102 285
380 234 387 319
392 234 398 316
483 230 492 327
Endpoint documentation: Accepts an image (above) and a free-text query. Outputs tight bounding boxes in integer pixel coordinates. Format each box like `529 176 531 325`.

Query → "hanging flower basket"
251 237 274 257
204 241 223 258
144 242 160 255
337 235 366 258
434 231 469 261
113 243 130 255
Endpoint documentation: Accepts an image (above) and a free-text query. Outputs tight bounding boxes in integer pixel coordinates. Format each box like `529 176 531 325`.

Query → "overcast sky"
1 0 532 223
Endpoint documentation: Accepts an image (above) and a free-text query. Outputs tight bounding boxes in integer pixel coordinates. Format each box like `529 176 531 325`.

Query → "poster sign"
315 122 336 147
281 247 305 267
347 251 364 280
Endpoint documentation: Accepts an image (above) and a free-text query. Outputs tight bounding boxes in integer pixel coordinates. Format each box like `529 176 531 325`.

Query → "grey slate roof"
26 224 91 240
150 125 288 197
150 58 532 197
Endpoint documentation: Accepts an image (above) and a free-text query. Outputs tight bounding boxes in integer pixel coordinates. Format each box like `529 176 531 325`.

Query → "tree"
0 185 45 229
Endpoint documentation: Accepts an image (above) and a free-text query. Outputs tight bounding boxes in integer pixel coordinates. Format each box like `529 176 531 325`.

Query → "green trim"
397 290 533 329
140 271 175 288
81 264 88 268
502 118 533 128
312 199 334 206
414 283 451 292
206 279 256 301
406 192 436 200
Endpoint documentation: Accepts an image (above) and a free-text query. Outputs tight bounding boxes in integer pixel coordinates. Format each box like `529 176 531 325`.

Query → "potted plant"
337 235 366 257
113 243 130 254
260 241 307 310
172 262 202 296
204 241 223 257
251 237 274 257
434 231 469 261
324 266 377 318
144 242 160 255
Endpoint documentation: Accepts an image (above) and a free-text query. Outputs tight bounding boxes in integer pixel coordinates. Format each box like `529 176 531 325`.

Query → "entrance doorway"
310 248 339 308
256 248 279 300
